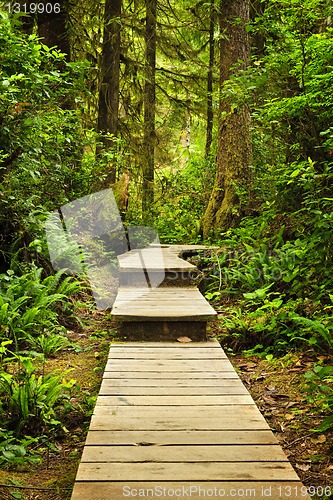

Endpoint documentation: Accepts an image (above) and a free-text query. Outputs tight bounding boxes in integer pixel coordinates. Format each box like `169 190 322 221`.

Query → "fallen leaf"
295 463 311 472
317 355 329 362
262 395 277 405
311 435 326 444
284 413 295 421
177 336 192 343
237 363 256 371
271 393 289 399
286 401 299 408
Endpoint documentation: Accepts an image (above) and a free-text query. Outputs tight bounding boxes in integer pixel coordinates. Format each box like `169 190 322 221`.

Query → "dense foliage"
203 0 333 352
0 13 94 265
0 0 332 477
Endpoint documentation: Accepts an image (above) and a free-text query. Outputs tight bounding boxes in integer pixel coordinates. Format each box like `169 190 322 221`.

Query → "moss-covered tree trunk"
142 0 157 218
97 0 122 186
202 0 252 238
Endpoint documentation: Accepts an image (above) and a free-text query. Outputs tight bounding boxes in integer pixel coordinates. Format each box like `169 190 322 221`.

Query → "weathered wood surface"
118 246 197 272
72 246 309 499
71 341 310 500
105 358 235 371
103 370 240 378
110 340 221 347
72 482 310 500
111 287 217 321
113 245 217 339
85 429 278 445
99 384 249 395
81 444 289 463
76 461 300 482
89 415 271 431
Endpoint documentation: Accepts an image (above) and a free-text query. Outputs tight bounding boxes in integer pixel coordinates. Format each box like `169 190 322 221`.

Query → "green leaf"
317 414 333 432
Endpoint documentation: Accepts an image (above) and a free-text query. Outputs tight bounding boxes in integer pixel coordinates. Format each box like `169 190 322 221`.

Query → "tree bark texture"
202 0 252 238
142 0 157 217
97 0 122 186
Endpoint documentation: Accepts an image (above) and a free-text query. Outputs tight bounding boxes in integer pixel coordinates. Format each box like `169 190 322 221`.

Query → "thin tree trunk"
142 0 157 218
97 0 122 186
205 0 215 160
202 0 252 238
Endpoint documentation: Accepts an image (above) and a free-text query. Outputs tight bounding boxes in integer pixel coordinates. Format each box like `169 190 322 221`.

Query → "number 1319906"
7 3 61 14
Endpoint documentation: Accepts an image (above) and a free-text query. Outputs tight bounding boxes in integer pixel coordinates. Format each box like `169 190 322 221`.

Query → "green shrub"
0 266 81 351
0 350 76 436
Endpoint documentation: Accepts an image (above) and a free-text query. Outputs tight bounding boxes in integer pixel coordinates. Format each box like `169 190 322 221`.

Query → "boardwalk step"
72 482 310 500
114 245 217 340
71 342 310 500
112 287 216 318
112 287 216 341
118 246 199 286
71 246 309 499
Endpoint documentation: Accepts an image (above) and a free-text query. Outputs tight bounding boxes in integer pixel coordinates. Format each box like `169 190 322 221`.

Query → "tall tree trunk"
202 0 252 238
142 0 157 218
37 0 71 59
205 0 215 160
97 0 122 186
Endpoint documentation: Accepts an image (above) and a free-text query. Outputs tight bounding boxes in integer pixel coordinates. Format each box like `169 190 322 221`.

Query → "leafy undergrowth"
230 350 333 497
0 308 115 500
0 305 332 499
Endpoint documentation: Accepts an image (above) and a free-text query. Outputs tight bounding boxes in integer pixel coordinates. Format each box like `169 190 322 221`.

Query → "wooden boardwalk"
112 244 217 340
71 245 310 499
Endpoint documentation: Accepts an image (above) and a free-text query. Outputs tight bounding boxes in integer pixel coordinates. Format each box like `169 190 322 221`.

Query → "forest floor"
0 309 332 500
232 352 333 496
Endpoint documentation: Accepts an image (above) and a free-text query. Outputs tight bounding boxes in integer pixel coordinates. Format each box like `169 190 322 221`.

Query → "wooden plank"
106 357 232 364
105 359 236 370
112 288 203 296
104 366 236 373
111 287 217 321
81 444 289 463
92 404 263 417
112 310 216 320
85 429 278 446
99 378 243 387
95 394 254 406
108 352 227 359
98 385 249 395
111 312 215 321
109 344 222 349
103 371 240 379
109 341 225 357
72 481 311 500
75 462 300 481
110 340 221 347
118 248 197 272
89 415 270 431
